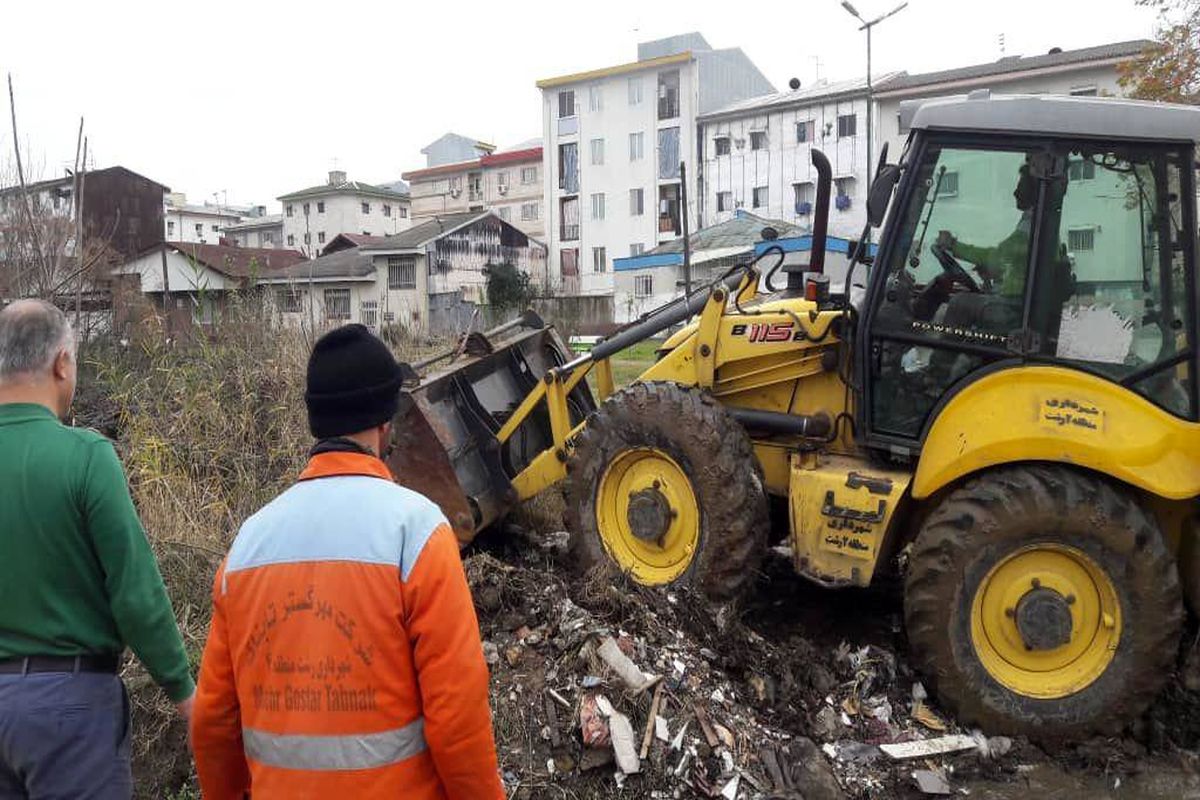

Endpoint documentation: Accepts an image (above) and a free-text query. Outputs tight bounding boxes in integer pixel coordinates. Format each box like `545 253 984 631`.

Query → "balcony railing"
561 224 580 241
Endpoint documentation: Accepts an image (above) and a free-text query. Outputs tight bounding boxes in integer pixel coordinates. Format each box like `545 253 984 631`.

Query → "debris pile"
467 527 1025 798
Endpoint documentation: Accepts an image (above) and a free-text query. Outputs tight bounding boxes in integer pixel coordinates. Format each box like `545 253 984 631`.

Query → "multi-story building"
164 193 244 244
538 32 775 305
402 140 544 242
222 214 284 249
876 40 1150 170
277 171 412 258
419 133 495 168
698 74 900 241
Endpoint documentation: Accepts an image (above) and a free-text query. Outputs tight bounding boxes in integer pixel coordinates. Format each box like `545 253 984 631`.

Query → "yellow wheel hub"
971 544 1121 699
596 448 700 585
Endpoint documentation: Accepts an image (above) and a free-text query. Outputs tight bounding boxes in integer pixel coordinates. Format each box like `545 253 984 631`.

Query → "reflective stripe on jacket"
191 451 503 800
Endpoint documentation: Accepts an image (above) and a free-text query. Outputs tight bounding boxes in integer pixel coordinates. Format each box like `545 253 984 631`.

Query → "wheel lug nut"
1031 578 1041 589
1005 607 1016 618
652 480 661 489
1066 594 1076 605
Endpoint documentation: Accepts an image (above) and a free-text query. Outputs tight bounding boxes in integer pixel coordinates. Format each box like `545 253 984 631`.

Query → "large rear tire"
905 464 1183 740
565 381 768 600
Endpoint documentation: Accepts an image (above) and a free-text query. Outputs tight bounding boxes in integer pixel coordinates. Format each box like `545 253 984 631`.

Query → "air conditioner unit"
449 188 462 198
497 184 508 195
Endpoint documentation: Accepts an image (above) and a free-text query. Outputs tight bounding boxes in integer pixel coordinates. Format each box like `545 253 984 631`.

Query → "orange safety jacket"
191 451 504 800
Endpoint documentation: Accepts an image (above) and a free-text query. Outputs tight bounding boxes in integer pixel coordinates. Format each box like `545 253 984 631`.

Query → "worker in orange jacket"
191 324 504 799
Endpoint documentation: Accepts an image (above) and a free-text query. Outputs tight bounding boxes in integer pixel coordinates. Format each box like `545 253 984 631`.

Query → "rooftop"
701 73 904 120
278 177 410 202
361 211 493 251
614 211 802 271
0 165 168 197
258 246 377 284
536 51 692 90
223 214 283 231
878 39 1150 95
161 241 307 278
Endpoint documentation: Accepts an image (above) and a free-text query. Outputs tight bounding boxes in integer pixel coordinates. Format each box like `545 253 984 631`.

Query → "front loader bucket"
386 311 596 545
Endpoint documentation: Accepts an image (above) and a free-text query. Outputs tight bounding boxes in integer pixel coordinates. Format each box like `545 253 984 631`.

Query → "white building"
164 193 244 244
222 214 284 249
402 140 545 242
538 32 775 308
876 40 1150 165
698 75 900 242
277 171 412 258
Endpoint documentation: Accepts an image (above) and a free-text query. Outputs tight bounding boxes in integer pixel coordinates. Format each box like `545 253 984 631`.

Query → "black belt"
0 654 121 675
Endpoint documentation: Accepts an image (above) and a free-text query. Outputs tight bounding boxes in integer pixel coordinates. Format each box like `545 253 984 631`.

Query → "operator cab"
859 93 1200 452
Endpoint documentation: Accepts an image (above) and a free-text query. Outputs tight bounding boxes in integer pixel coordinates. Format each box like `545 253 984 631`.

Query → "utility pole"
840 1 907 186
679 161 691 298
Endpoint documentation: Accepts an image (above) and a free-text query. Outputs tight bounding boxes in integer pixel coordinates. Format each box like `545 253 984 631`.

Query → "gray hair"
0 299 75 380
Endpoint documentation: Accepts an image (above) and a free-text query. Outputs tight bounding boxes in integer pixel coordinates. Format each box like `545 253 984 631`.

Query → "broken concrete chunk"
720 774 741 799
607 709 641 774
655 715 670 742
912 768 952 795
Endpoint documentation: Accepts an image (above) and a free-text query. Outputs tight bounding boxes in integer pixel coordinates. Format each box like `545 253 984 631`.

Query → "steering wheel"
930 243 982 293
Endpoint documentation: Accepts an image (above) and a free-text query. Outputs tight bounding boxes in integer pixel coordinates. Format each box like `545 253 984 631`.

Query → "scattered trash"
597 636 657 693
579 694 610 747
595 695 640 774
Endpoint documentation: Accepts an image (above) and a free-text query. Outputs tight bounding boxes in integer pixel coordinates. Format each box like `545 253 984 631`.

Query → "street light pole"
840 1 907 186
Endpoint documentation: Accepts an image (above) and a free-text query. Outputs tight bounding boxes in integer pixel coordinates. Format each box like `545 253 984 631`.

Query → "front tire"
904 465 1183 741
565 381 768 600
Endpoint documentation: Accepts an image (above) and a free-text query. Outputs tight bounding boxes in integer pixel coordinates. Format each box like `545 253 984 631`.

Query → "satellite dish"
788 77 801 90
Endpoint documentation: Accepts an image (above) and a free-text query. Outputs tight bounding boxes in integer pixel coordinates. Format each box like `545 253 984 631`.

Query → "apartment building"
402 139 545 242
538 32 774 304
164 193 245 244
222 214 284 249
277 171 412 258
699 74 900 241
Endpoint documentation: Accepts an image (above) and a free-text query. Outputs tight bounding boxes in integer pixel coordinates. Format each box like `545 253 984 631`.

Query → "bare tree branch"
7 73 49 289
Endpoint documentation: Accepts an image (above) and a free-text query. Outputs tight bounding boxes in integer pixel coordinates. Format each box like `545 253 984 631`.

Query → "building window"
167 220 175 236
559 142 579 193
1070 85 1098 97
521 166 538 184
561 247 579 277
317 201 325 213
398 206 408 218
286 204 294 217
628 77 643 106
318 231 326 243
521 201 539 221
362 231 371 236
634 274 653 297
303 202 310 215
287 234 295 246
383 204 392 217
496 172 509 192
937 170 960 196
262 231 274 244
793 182 814 214
630 243 645 256
630 188 644 216
592 246 607 273
195 223 203 236
590 137 605 166
303 232 311 244
715 136 731 156
591 192 605 220
497 206 511 221
1068 158 1096 181
629 132 644 161
717 191 733 212
658 127 680 180
211 224 220 232
752 186 768 208
388 255 416 289
468 173 483 202
838 113 857 138
361 202 371 214
750 130 768 151
276 289 302 313
657 70 680 120
1068 227 1096 252
796 120 815 143
324 288 351 320
589 84 603 112
560 197 580 240
558 90 575 118
658 184 681 235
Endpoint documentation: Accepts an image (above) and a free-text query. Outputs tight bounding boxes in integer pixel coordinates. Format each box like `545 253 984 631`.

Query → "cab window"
1028 143 1194 418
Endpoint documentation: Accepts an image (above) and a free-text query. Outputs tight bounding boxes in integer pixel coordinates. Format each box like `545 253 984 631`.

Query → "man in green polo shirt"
0 299 194 799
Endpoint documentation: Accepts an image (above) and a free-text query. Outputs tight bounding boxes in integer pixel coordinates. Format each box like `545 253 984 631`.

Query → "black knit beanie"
305 324 404 439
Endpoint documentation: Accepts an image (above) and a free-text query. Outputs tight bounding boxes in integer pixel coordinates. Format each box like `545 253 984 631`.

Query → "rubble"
467 524 1192 799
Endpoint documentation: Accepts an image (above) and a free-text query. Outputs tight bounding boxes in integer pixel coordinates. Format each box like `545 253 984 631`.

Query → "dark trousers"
0 672 131 800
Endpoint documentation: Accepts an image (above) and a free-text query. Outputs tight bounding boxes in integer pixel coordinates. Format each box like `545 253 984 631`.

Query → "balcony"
558 116 579 136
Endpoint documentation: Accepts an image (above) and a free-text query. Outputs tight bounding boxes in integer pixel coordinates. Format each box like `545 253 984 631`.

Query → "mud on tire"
904 464 1183 741
565 381 768 600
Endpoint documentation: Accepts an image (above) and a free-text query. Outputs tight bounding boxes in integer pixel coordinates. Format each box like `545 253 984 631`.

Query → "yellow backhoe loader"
387 92 1200 741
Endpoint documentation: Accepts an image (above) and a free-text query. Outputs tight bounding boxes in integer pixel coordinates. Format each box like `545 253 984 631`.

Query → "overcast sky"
1 0 1159 209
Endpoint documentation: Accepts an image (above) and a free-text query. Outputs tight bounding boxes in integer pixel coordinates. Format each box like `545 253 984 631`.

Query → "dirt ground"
471 500 1200 800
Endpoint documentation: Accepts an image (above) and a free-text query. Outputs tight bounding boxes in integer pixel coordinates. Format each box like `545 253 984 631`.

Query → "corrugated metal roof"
258 247 377 283
361 211 492 251
162 241 307 278
878 39 1150 94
